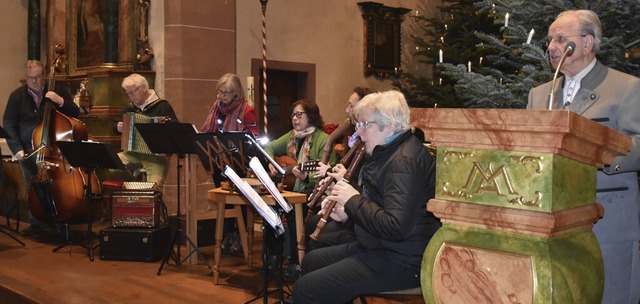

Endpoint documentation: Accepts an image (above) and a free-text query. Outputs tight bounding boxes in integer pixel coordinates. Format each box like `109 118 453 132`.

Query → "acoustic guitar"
274 155 320 191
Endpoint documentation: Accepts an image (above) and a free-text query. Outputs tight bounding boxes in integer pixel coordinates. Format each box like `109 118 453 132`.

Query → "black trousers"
304 213 355 252
293 242 421 303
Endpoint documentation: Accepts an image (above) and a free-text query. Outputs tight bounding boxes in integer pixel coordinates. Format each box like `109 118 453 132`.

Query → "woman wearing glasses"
265 98 336 281
292 90 440 303
200 73 259 257
200 73 259 137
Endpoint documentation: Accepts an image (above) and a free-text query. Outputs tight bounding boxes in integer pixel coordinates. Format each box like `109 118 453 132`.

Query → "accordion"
112 190 162 228
121 112 165 154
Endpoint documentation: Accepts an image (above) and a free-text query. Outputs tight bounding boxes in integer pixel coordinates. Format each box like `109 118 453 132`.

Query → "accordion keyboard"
121 181 157 190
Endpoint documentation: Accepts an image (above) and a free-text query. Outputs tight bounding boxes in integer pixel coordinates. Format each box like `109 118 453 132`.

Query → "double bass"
27 46 100 222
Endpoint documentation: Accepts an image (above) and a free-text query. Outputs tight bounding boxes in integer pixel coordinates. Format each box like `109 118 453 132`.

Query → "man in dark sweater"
3 60 80 236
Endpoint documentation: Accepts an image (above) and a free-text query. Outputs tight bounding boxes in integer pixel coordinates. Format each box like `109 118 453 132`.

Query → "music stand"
0 126 24 246
54 140 125 260
134 123 212 274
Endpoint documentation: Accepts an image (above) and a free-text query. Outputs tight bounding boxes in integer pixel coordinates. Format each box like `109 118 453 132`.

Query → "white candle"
526 29 535 44
246 76 254 107
247 76 254 89
479 57 483 66
468 61 472 73
439 49 443 63
505 13 509 27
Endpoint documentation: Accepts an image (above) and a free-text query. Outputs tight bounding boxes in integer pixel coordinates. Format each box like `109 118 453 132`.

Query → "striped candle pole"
260 0 268 136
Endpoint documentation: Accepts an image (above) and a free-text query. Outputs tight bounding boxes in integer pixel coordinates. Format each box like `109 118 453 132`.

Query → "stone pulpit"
411 108 631 304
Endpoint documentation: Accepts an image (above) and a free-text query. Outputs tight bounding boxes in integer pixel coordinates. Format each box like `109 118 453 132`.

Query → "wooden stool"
359 287 424 304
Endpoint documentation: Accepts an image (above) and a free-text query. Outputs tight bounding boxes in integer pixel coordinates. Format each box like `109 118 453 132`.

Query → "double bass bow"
27 45 99 222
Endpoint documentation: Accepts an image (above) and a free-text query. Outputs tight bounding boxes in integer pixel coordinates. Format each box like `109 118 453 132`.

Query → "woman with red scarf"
201 73 259 256
200 73 259 136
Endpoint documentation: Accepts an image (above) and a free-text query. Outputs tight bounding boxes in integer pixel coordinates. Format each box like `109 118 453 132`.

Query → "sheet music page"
249 157 293 213
224 166 284 235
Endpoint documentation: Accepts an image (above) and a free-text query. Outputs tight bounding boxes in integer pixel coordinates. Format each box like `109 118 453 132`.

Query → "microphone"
547 41 576 110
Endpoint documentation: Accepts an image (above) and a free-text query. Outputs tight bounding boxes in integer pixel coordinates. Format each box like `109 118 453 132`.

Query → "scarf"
286 126 316 193
287 126 315 164
200 98 247 133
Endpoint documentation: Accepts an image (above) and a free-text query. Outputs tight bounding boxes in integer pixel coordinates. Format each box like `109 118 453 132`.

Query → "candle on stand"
246 76 255 107
439 49 443 63
468 61 471 73
526 29 535 44
505 13 509 27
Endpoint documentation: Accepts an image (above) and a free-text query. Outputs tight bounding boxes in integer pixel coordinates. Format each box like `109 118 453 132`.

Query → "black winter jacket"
344 130 440 269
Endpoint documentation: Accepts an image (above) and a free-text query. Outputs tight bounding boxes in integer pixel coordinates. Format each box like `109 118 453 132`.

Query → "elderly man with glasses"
527 10 640 304
114 73 178 190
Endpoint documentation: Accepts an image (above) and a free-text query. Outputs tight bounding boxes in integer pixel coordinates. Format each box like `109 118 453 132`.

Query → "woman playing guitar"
264 99 336 281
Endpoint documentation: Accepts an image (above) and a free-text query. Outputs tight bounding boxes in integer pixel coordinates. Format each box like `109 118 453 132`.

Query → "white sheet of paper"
249 157 293 213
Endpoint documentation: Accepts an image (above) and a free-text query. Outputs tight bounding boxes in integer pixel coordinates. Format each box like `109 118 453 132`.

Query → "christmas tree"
395 0 640 109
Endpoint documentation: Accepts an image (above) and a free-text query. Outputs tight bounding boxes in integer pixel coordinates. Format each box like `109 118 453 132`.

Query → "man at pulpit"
292 90 440 303
527 10 640 304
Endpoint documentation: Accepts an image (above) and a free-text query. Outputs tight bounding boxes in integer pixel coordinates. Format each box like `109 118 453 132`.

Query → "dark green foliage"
394 0 640 109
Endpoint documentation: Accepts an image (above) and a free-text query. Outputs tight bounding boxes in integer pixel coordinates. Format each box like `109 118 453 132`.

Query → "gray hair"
217 73 245 100
121 73 150 90
557 10 603 53
353 90 410 132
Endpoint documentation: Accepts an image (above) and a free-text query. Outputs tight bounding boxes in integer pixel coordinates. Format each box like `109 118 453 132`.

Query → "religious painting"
358 2 410 78
76 0 106 68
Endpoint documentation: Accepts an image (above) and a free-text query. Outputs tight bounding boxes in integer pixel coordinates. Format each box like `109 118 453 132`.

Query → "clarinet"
309 142 366 241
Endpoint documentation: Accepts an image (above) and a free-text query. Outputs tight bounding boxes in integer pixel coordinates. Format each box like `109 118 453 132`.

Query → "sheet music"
224 166 285 235
249 157 293 213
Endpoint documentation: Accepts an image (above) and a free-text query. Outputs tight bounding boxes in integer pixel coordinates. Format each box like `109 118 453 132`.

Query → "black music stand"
0 126 24 246
134 123 212 274
54 140 125 261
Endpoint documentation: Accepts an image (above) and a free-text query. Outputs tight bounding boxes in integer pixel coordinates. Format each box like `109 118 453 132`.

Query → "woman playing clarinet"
292 90 441 303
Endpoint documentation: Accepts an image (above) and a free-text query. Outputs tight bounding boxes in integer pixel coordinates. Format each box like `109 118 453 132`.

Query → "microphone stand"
547 42 576 110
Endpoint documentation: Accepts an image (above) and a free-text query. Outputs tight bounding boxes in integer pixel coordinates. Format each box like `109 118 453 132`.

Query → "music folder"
224 165 284 236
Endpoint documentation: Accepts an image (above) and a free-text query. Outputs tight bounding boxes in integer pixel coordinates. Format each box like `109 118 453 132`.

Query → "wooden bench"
358 287 424 304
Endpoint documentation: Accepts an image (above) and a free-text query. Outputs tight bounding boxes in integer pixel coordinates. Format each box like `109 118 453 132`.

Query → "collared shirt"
384 130 403 144
27 86 43 107
135 89 160 111
563 58 597 107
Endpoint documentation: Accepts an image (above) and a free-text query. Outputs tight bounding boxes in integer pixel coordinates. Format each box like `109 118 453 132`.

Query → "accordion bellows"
121 112 165 154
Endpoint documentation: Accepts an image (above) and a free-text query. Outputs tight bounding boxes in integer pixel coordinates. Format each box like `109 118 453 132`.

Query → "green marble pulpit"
411 108 631 304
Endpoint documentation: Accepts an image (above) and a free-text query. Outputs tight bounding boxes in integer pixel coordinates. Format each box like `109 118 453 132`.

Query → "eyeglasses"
291 112 306 119
26 75 43 82
125 86 142 96
544 34 587 47
355 120 378 130
218 90 233 96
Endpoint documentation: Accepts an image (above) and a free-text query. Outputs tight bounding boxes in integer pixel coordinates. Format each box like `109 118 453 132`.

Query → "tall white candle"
526 29 535 44
439 49 443 63
468 61 471 73
505 13 509 27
